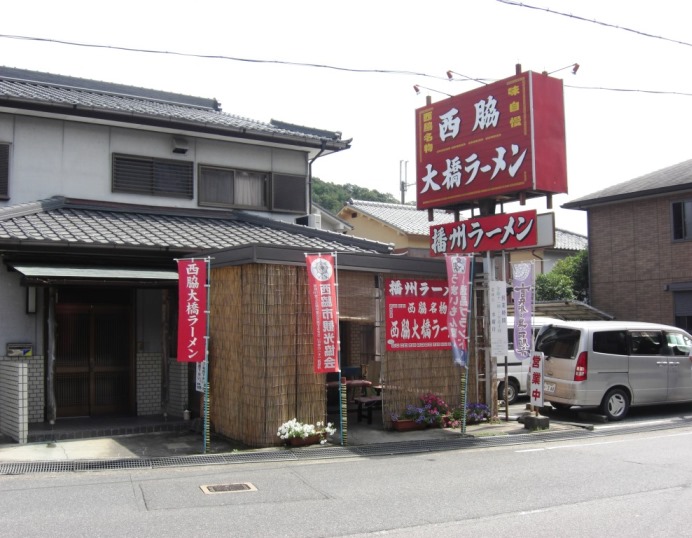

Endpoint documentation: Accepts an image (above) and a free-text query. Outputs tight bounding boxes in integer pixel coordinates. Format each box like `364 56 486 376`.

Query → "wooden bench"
354 395 382 424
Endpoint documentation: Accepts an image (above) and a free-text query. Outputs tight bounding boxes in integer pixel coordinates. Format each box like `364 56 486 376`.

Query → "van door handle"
669 361 680 367
656 361 668 366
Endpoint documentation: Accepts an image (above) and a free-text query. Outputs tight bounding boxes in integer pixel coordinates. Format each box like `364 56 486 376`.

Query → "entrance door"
55 304 133 417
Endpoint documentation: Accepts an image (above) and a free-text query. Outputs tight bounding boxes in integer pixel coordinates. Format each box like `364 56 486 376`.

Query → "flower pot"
288 434 321 447
391 419 426 432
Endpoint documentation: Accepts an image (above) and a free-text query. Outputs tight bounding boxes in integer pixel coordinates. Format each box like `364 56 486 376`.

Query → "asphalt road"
1 402 691 537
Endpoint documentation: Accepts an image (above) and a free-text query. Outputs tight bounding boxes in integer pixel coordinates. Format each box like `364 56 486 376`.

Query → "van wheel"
601 388 630 421
498 381 519 405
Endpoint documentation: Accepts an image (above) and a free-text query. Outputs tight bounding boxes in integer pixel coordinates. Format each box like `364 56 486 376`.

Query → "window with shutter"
112 154 193 199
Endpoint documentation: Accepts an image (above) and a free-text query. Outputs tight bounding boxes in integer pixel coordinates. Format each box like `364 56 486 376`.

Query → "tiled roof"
563 159 692 210
554 229 587 251
0 67 349 149
342 199 458 235
0 197 390 254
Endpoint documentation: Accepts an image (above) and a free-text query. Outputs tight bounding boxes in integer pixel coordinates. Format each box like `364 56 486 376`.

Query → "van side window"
665 332 692 356
593 331 628 355
630 331 663 355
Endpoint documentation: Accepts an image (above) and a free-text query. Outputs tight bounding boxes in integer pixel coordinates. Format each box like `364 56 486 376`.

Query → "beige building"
338 199 587 274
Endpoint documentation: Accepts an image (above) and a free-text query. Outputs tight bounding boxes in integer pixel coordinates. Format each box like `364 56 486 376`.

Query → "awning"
9 264 178 286
508 300 614 321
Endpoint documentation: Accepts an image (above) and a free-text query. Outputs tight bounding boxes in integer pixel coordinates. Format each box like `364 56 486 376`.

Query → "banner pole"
203 256 211 454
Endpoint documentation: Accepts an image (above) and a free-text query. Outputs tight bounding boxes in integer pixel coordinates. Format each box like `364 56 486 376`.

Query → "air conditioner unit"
308 214 322 229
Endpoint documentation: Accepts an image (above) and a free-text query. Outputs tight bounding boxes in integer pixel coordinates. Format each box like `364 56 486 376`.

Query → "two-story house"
563 158 692 327
1 67 471 448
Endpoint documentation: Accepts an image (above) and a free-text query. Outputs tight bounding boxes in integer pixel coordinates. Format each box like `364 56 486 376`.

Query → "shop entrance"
55 290 133 417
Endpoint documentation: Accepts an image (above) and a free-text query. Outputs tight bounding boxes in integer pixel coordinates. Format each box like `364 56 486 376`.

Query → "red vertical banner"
306 254 340 374
445 254 473 367
177 259 207 363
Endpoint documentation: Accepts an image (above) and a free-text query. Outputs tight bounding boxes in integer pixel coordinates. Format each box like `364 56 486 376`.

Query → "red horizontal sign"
415 71 567 210
430 210 538 255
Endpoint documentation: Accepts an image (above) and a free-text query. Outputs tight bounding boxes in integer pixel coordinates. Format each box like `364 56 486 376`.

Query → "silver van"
535 320 692 420
498 316 563 404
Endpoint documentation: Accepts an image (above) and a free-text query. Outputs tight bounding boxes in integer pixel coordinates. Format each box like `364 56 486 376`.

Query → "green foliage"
311 177 398 214
536 272 576 301
536 250 589 302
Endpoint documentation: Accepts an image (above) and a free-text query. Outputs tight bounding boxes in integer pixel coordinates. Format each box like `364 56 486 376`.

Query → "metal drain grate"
4 420 692 476
200 482 257 494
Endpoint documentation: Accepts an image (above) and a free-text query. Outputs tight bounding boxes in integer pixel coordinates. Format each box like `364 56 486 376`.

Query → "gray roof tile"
343 199 458 235
0 197 390 254
0 67 348 149
563 159 692 209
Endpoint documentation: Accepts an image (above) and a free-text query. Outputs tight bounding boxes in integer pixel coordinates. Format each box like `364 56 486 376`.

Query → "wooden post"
161 288 170 416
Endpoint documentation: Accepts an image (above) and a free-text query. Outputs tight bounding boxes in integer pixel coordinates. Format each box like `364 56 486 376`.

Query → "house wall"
588 195 692 323
0 113 308 212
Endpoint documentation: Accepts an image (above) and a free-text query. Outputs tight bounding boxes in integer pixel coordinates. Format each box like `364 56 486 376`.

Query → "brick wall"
0 356 43 423
589 195 692 323
0 361 28 443
135 353 188 417
136 353 161 415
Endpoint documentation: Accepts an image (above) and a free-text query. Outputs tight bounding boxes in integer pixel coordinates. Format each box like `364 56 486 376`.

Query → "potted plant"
390 392 451 430
465 402 491 424
277 419 336 447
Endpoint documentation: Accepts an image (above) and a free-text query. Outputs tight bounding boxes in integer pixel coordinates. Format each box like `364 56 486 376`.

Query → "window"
198 165 267 209
113 154 193 199
672 201 692 240
630 331 663 355
593 331 627 355
272 173 307 213
0 143 9 200
198 166 306 213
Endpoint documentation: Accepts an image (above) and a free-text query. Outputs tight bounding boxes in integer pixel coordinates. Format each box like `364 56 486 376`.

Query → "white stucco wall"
0 112 309 209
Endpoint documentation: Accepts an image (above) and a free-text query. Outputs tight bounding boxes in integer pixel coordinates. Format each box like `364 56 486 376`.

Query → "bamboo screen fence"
209 263 485 448
209 263 323 447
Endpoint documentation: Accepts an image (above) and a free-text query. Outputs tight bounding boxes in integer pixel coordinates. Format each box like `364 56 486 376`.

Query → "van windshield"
535 326 581 359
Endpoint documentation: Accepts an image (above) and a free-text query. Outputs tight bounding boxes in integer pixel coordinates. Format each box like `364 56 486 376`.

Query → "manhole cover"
200 482 257 494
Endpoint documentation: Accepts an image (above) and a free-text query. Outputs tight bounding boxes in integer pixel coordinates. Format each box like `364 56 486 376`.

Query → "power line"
2 33 691 98
496 0 692 48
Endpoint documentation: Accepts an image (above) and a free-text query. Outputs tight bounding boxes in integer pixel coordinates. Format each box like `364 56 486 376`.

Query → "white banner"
529 352 545 407
488 280 508 357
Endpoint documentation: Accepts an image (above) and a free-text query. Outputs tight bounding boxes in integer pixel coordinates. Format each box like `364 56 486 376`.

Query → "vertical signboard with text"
177 259 207 363
306 254 340 374
446 255 473 367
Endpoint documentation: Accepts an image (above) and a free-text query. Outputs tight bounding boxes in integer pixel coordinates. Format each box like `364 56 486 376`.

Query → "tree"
311 177 398 214
535 250 589 302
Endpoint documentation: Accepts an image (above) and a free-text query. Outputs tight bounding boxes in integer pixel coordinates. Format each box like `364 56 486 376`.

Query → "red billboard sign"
177 259 207 363
415 71 567 210
306 254 340 373
385 278 450 351
430 210 538 255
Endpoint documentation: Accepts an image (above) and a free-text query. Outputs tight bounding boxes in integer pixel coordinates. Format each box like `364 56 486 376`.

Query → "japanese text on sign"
512 261 535 360
385 278 450 351
529 352 545 407
177 259 207 363
446 255 473 367
430 210 537 255
415 72 567 210
306 254 340 373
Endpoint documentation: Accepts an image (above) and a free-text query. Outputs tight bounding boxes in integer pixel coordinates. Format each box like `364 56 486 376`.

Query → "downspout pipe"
308 141 327 213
